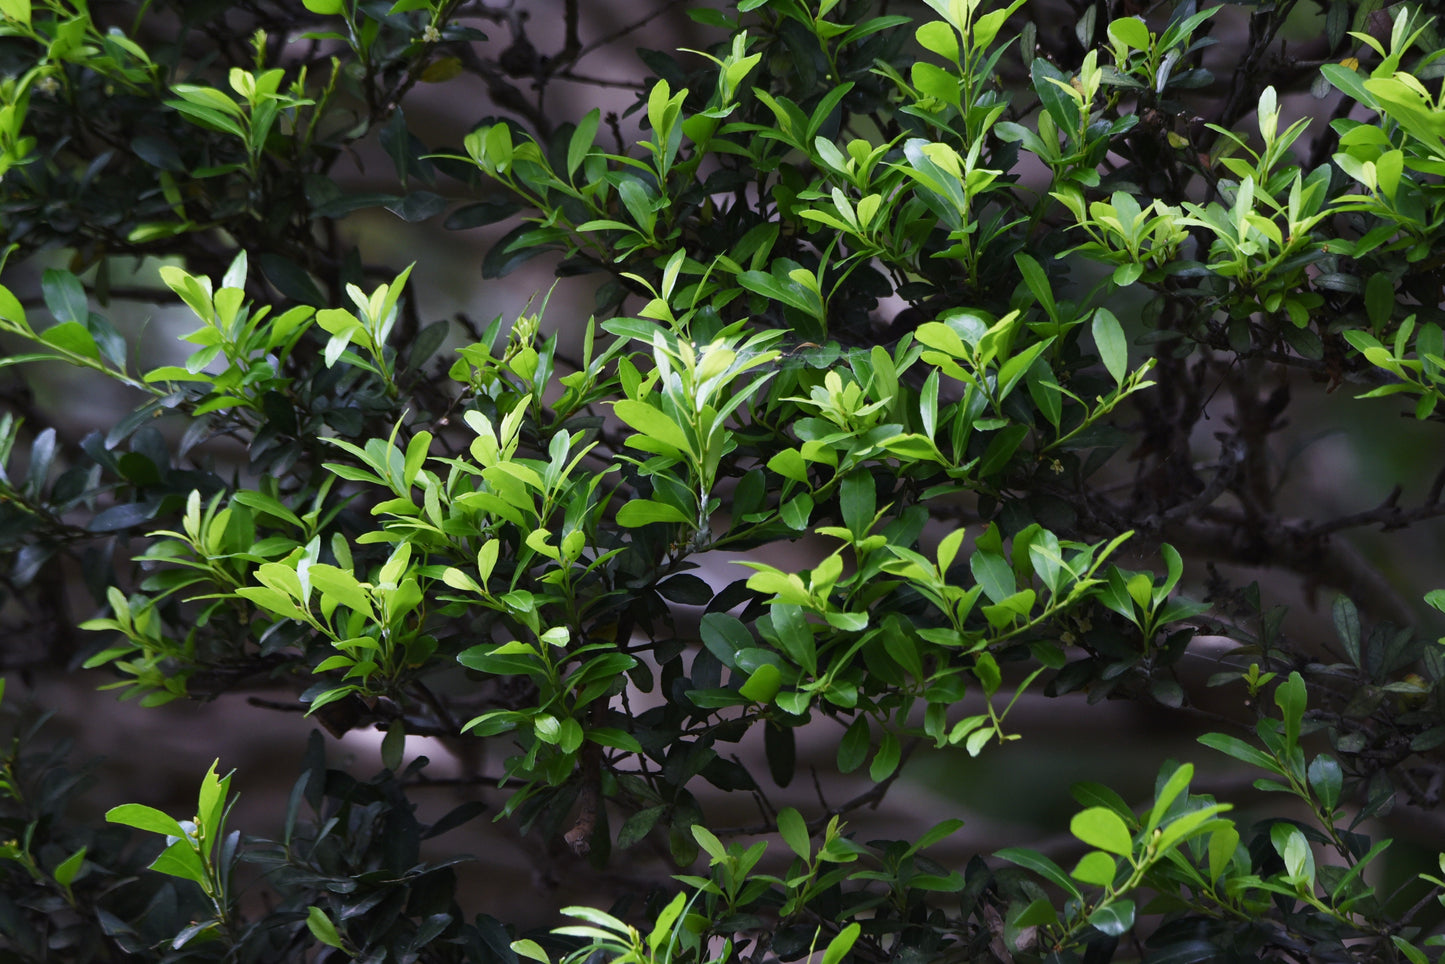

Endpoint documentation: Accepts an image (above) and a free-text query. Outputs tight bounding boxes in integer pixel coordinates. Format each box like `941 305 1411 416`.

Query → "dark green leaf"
658 573 714 605
445 199 521 230
838 716 869 773
42 270 89 325
1088 899 1135 936
89 501 160 532
386 191 448 223
258 254 325 306
764 721 795 787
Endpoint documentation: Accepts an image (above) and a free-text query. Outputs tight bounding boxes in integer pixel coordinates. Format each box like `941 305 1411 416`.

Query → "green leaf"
105 803 186 837
42 270 88 325
1071 850 1118 886
149 838 207 883
617 806 665 849
1274 671 1306 751
1364 272 1395 330
616 499 692 527
840 469 875 539
1198 732 1280 773
41 321 101 361
915 21 959 60
308 564 375 618
820 923 860 964
1108 15 1150 50
838 716 869 773
1087 899 1135 936
1332 594 1361 668
567 109 600 178
0 0 31 27
52 847 87 888
307 906 346 949
869 729 901 781
1070 806 1133 856
1308 754 1342 811
1271 822 1314 887
1391 936 1430 964
1207 824 1240 883
1146 762 1193 835
777 806 810 859
512 938 551 963
614 399 692 456
739 663 782 703
302 0 344 12
1091 308 1128 386
995 847 1083 900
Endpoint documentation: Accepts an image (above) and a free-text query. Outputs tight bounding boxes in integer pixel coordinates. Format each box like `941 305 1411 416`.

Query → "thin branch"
572 0 692 66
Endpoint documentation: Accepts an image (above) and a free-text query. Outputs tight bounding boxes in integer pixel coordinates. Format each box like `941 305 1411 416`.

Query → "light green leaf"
739 663 781 703
52 846 87 888
1070 806 1133 856
1091 307 1128 386
1071 850 1118 886
821 923 860 964
306 906 345 949
105 803 186 837
614 399 692 456
777 806 810 859
616 499 692 527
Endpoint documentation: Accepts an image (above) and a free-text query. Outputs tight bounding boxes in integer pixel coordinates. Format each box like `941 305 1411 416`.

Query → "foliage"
2 0 1445 961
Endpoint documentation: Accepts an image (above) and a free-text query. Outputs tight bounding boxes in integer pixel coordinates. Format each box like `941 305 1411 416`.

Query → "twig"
564 741 602 856
572 0 691 66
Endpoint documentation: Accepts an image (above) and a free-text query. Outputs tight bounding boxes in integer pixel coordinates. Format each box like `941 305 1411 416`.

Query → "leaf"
149 839 207 883
41 321 101 361
764 720 795 787
105 803 185 837
386 191 448 223
567 109 600 178
307 907 346 949
42 270 88 325
89 501 160 532
777 806 810 859
1146 761 1193 834
616 499 691 527
445 200 521 230
738 663 781 703
617 806 666 849
820 923 860 964
1091 308 1128 386
613 399 692 456
995 847 1083 900
258 254 325 306
657 573 713 605
839 469 875 539
1071 850 1118 886
302 0 344 12
1198 732 1279 773
869 729 901 781
1332 594 1361 668
1087 899 1135 936
1308 754 1342 811
50 846 86 890
1274 671 1306 751
1070 806 1133 855
838 716 869 773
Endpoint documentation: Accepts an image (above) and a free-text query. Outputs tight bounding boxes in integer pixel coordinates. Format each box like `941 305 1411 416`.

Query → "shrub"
2 0 1445 961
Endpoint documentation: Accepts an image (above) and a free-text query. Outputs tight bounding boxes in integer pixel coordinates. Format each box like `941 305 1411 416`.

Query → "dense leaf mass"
2 0 1445 961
